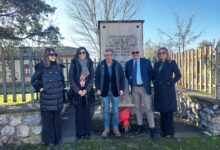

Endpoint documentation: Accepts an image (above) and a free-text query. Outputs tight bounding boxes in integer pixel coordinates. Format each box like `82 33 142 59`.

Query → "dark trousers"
41 110 62 144
160 112 174 135
75 97 91 137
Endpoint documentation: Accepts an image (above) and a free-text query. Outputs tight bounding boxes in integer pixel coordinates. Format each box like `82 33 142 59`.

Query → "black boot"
149 128 159 139
133 125 144 135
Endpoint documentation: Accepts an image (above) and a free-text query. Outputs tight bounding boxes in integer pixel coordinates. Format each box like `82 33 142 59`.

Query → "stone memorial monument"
98 20 144 106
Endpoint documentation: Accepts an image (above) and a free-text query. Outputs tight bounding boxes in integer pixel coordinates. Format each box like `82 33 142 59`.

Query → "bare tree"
144 39 162 62
157 13 203 53
66 0 141 57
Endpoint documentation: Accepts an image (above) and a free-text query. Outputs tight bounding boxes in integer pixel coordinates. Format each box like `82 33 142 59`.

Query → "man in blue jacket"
95 48 125 138
125 47 158 139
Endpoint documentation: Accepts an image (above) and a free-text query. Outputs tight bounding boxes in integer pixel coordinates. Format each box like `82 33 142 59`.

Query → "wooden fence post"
215 46 219 99
204 47 207 92
19 49 26 102
10 50 16 102
187 50 190 89
195 48 198 90
208 46 212 94
190 50 194 90
183 52 186 88
28 48 34 100
199 48 202 91
1 49 7 103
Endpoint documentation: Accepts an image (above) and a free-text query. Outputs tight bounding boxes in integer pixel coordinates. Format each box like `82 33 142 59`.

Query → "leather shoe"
84 135 91 140
165 134 175 138
55 141 62 145
133 125 144 135
149 128 160 139
48 143 54 147
160 131 174 138
76 135 84 140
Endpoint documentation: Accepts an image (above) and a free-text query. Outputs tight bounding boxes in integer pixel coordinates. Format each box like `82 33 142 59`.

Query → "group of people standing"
31 46 181 146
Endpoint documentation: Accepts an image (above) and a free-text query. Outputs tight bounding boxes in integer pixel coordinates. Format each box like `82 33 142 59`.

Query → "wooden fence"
171 46 220 98
1 46 220 104
0 48 98 104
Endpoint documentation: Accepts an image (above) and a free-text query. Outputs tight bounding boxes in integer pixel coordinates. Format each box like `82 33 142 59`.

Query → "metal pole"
215 46 219 99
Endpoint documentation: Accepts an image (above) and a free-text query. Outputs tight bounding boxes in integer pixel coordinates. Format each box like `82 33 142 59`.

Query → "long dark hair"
74 47 90 60
41 48 57 68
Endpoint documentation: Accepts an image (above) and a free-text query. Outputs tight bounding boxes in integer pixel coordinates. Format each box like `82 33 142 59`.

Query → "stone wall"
0 100 41 146
176 88 220 135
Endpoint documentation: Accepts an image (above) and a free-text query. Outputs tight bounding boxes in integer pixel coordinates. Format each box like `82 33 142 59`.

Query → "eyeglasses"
49 53 57 57
132 51 139 55
159 52 166 55
79 51 86 55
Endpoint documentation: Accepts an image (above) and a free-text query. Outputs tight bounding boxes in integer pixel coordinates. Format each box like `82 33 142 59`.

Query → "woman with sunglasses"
31 48 65 146
69 47 95 139
153 47 181 138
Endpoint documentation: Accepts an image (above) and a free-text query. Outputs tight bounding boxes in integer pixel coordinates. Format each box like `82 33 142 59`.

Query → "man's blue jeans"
102 93 119 129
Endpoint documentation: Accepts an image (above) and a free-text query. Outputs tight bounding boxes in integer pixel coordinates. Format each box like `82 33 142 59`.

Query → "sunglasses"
132 51 139 55
49 53 57 57
79 51 86 55
159 52 166 55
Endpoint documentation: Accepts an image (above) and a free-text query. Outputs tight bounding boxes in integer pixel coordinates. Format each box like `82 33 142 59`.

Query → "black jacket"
69 58 95 105
125 58 153 95
95 59 125 97
153 60 181 112
31 62 65 111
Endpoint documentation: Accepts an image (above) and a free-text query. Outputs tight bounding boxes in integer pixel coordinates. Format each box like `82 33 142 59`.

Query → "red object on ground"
119 107 131 127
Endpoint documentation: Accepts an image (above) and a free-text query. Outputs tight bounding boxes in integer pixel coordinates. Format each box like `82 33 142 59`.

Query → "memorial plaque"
98 20 144 106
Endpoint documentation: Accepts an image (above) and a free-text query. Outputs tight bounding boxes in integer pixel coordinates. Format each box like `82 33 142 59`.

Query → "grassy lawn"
3 136 220 150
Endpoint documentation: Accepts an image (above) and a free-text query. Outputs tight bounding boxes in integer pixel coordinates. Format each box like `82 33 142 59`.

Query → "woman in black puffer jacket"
31 48 65 146
69 47 95 139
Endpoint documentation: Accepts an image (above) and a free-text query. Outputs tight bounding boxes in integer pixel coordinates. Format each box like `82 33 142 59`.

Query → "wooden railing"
1 46 220 104
0 48 98 104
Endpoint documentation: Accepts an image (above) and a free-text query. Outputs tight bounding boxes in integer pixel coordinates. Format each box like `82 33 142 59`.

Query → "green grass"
3 136 220 150
0 87 32 94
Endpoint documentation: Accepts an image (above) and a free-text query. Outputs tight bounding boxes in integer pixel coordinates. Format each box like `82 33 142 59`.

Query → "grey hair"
132 46 140 51
105 48 114 54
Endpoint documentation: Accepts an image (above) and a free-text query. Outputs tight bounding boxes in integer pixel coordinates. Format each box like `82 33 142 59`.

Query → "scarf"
159 61 164 73
78 59 90 78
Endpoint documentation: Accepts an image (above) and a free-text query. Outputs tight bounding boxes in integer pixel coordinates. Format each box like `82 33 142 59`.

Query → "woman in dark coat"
31 48 65 146
153 47 181 138
69 47 95 139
